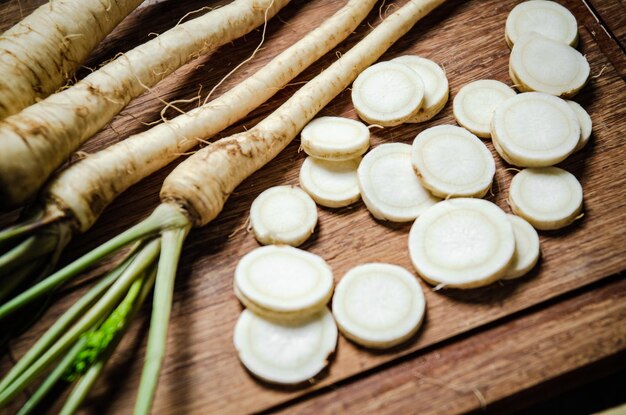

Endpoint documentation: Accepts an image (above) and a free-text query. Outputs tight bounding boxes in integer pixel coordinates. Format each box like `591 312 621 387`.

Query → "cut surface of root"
300 116 370 160
453 79 516 138
392 55 448 122
503 214 540 280
509 33 589 98
332 263 425 349
249 186 317 247
567 100 592 151
234 245 333 322
505 0 578 47
408 198 515 289
233 308 337 385
351 61 425 126
358 143 440 222
411 125 496 198
508 167 583 230
491 92 580 167
299 157 361 208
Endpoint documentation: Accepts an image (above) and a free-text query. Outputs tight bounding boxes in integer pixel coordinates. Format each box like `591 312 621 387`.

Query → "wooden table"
1 0 625 413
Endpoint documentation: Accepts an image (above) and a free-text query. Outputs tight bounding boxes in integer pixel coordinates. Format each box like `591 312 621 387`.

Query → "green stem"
16 336 89 415
60 267 158 415
0 207 62 245
0 215 162 321
0 248 140 392
0 239 161 407
134 226 189 415
0 258 45 302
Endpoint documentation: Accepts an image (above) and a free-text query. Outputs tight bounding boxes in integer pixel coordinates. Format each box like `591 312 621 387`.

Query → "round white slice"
234 245 334 321
567 100 592 151
358 143 440 222
510 33 590 98
233 308 337 385
250 185 317 247
299 156 361 208
491 92 580 167
453 80 516 138
505 0 578 47
391 55 449 122
408 198 515 288
351 61 425 126
411 125 496 198
300 116 370 160
332 263 425 349
504 214 540 280
508 167 583 230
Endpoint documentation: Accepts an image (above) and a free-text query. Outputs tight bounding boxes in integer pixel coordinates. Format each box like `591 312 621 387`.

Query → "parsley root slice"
503 214 540 280
453 79 516 138
299 157 361 208
0 0 446 411
0 0 144 119
250 186 318 247
408 198 515 289
505 0 578 47
567 100 593 151
411 125 496 198
332 263 425 349
234 245 334 322
352 61 425 126
491 92 580 167
300 116 370 160
233 308 337 385
358 143 440 222
508 167 583 231
392 55 449 122
509 33 589 98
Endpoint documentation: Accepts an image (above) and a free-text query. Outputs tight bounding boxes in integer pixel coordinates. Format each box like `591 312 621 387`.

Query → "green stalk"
60 267 158 415
134 225 189 415
16 336 89 415
0 247 140 392
0 239 161 407
0 211 164 320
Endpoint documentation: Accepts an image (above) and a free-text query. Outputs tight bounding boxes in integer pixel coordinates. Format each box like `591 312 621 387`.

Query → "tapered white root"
358 143 440 222
411 125 495 198
250 186 317 247
299 157 361 208
300 116 370 160
503 214 540 280
233 308 337 385
509 33 589 98
491 92 580 167
408 198 515 288
453 80 516 138
0 0 291 209
160 0 447 228
332 263 425 349
0 0 144 119
352 61 425 126
508 167 583 230
567 100 593 151
234 246 334 321
41 0 379 232
505 0 578 48
392 55 449 122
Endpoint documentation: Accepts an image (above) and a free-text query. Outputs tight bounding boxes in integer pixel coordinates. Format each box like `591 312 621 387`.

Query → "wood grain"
0 0 625 414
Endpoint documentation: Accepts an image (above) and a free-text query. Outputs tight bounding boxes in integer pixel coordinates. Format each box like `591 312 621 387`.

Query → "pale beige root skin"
45 0 378 232
0 0 292 210
160 0 447 228
508 167 583 231
0 0 144 119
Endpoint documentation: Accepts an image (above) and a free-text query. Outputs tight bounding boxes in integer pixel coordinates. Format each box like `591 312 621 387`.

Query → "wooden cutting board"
1 0 625 413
